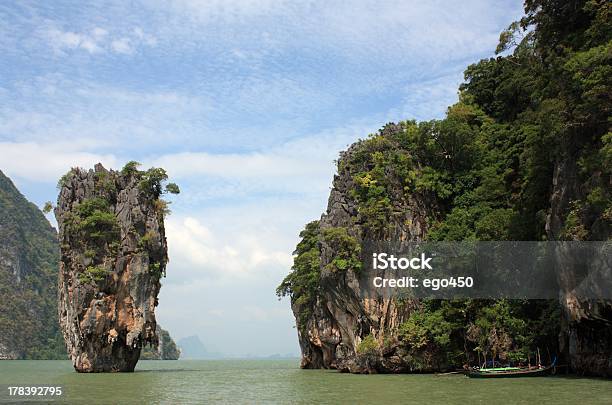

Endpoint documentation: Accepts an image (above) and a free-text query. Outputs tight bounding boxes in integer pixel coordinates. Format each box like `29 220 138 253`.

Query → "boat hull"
467 366 554 378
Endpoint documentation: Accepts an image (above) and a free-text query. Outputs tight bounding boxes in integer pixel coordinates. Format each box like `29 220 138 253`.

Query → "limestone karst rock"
286 124 436 373
282 121 611 376
140 325 181 360
55 163 173 372
0 170 64 360
546 148 612 377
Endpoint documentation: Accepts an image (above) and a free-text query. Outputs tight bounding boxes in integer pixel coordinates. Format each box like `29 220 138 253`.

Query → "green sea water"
1 360 610 404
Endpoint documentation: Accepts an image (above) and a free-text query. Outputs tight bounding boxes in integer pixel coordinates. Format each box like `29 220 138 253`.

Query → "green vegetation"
322 227 362 273
356 334 379 356
121 161 181 199
140 326 181 360
139 167 169 198
119 162 180 280
42 201 53 214
280 0 610 368
0 170 67 359
57 169 75 190
276 223 362 332
153 199 172 216
276 221 321 333
74 198 120 244
121 160 141 176
57 163 181 285
93 170 117 196
165 182 180 195
138 230 157 250
149 262 163 279
63 197 121 280
395 0 609 365
77 266 110 284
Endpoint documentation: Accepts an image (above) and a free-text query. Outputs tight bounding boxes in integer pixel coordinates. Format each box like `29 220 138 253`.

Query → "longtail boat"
467 358 556 378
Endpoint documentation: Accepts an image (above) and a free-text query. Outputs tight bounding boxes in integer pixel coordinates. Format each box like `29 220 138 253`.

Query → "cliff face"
55 163 171 372
546 144 612 377
140 325 180 360
283 115 609 376
283 1 610 376
288 124 441 373
0 170 65 359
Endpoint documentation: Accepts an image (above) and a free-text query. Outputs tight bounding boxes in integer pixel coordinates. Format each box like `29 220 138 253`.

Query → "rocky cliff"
546 140 612 377
280 0 610 376
279 123 451 373
140 325 181 360
303 125 433 373
0 170 65 359
284 119 609 375
55 162 178 372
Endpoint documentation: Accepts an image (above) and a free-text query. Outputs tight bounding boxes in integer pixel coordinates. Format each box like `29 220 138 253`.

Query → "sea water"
1 359 610 404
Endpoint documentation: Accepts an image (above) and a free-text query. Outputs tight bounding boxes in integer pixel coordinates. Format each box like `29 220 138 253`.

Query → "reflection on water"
1 360 611 404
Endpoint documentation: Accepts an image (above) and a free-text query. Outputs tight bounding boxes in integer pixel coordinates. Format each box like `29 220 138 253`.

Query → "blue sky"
0 0 524 356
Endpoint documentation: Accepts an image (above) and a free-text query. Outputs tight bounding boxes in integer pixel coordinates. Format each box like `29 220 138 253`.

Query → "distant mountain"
0 170 65 359
178 335 222 359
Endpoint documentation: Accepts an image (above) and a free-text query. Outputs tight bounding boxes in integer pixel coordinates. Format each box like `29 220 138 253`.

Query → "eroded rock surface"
546 149 612 377
55 164 169 372
291 124 437 373
0 170 64 360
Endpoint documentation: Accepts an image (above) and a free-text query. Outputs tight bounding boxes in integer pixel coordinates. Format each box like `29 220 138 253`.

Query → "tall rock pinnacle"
55 163 177 372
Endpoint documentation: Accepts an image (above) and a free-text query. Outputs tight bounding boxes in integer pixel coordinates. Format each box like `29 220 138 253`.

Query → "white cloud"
0 141 118 182
165 215 293 281
148 0 521 66
240 305 286 322
44 28 103 54
40 25 156 56
165 0 295 20
133 27 157 46
92 27 109 39
0 75 209 149
0 0 525 356
110 37 133 54
389 69 465 122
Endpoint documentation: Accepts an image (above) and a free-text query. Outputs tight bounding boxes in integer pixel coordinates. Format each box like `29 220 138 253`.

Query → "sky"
0 0 524 357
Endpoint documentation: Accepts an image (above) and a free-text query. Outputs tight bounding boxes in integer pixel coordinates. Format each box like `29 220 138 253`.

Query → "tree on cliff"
279 0 610 373
0 170 66 359
55 162 180 372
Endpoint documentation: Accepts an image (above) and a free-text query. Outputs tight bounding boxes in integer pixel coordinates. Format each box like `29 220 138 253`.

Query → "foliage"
356 334 379 355
153 199 172 216
74 198 120 243
276 221 321 333
165 183 180 194
0 171 67 359
149 262 163 279
398 302 462 367
121 161 142 176
140 326 180 360
138 230 157 250
77 265 110 284
139 168 168 198
57 169 76 190
322 227 362 274
93 170 117 196
279 0 609 370
42 201 53 214
122 161 181 198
